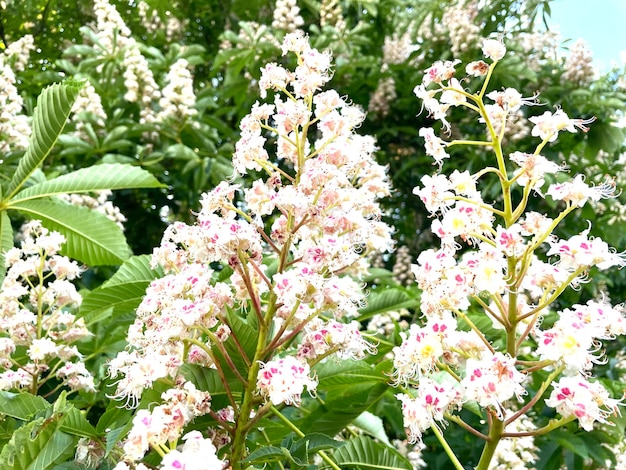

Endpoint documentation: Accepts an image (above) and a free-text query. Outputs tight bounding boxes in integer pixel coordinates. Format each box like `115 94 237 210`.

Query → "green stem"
431 423 465 470
479 61 498 99
503 415 576 437
506 257 519 357
185 337 239 408
517 267 586 321
229 324 268 469
475 412 504 470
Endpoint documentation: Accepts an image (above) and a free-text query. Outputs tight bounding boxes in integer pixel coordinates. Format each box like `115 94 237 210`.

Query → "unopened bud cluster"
563 38 596 87
272 0 304 32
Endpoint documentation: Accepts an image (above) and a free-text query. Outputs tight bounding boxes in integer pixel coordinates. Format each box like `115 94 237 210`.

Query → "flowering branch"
394 35 625 470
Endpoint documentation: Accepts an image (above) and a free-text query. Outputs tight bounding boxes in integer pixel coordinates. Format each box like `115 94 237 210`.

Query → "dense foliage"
0 1 624 469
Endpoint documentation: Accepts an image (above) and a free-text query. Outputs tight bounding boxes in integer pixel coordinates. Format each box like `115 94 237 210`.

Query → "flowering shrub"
0 1 625 469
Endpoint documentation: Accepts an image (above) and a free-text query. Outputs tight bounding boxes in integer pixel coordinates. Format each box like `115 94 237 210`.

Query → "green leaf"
332 435 412 470
180 364 242 399
95 405 133 435
104 425 130 457
0 392 50 421
104 254 163 288
79 255 162 324
357 288 419 321
352 411 390 445
5 80 84 200
361 268 394 283
0 415 75 470
59 406 99 440
552 432 589 459
10 198 131 266
290 433 344 464
11 164 163 203
585 122 626 157
0 210 13 284
216 309 257 380
298 361 390 435
242 446 287 464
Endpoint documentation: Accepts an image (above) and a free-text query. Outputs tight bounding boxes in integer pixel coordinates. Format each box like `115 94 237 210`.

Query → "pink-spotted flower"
461 352 527 417
257 356 317 405
545 376 623 431
397 377 461 443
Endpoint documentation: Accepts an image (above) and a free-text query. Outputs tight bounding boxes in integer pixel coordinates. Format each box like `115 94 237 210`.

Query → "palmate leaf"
10 198 131 266
290 433 344 465
79 255 162 325
221 309 258 377
11 163 164 203
4 80 84 200
332 435 412 470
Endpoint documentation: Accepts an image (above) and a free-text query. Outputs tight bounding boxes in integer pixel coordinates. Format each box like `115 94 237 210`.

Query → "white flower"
482 38 506 61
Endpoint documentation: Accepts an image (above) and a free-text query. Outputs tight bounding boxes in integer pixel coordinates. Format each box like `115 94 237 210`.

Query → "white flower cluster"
221 21 281 55
562 38 596 86
518 27 560 71
4 34 35 72
501 108 531 142
416 1 482 57
90 0 160 125
114 382 220 469
383 32 415 65
0 63 31 153
392 245 413 285
441 1 481 56
157 58 198 123
93 0 133 51
566 150 626 224
58 190 127 231
367 310 408 336
320 0 346 31
122 46 160 123
0 221 94 394
272 0 304 32
71 82 108 134
393 439 427 469
368 75 396 118
137 1 184 42
257 356 317 405
0 34 34 154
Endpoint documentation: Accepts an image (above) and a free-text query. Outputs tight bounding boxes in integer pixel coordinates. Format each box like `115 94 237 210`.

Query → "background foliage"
0 0 625 468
